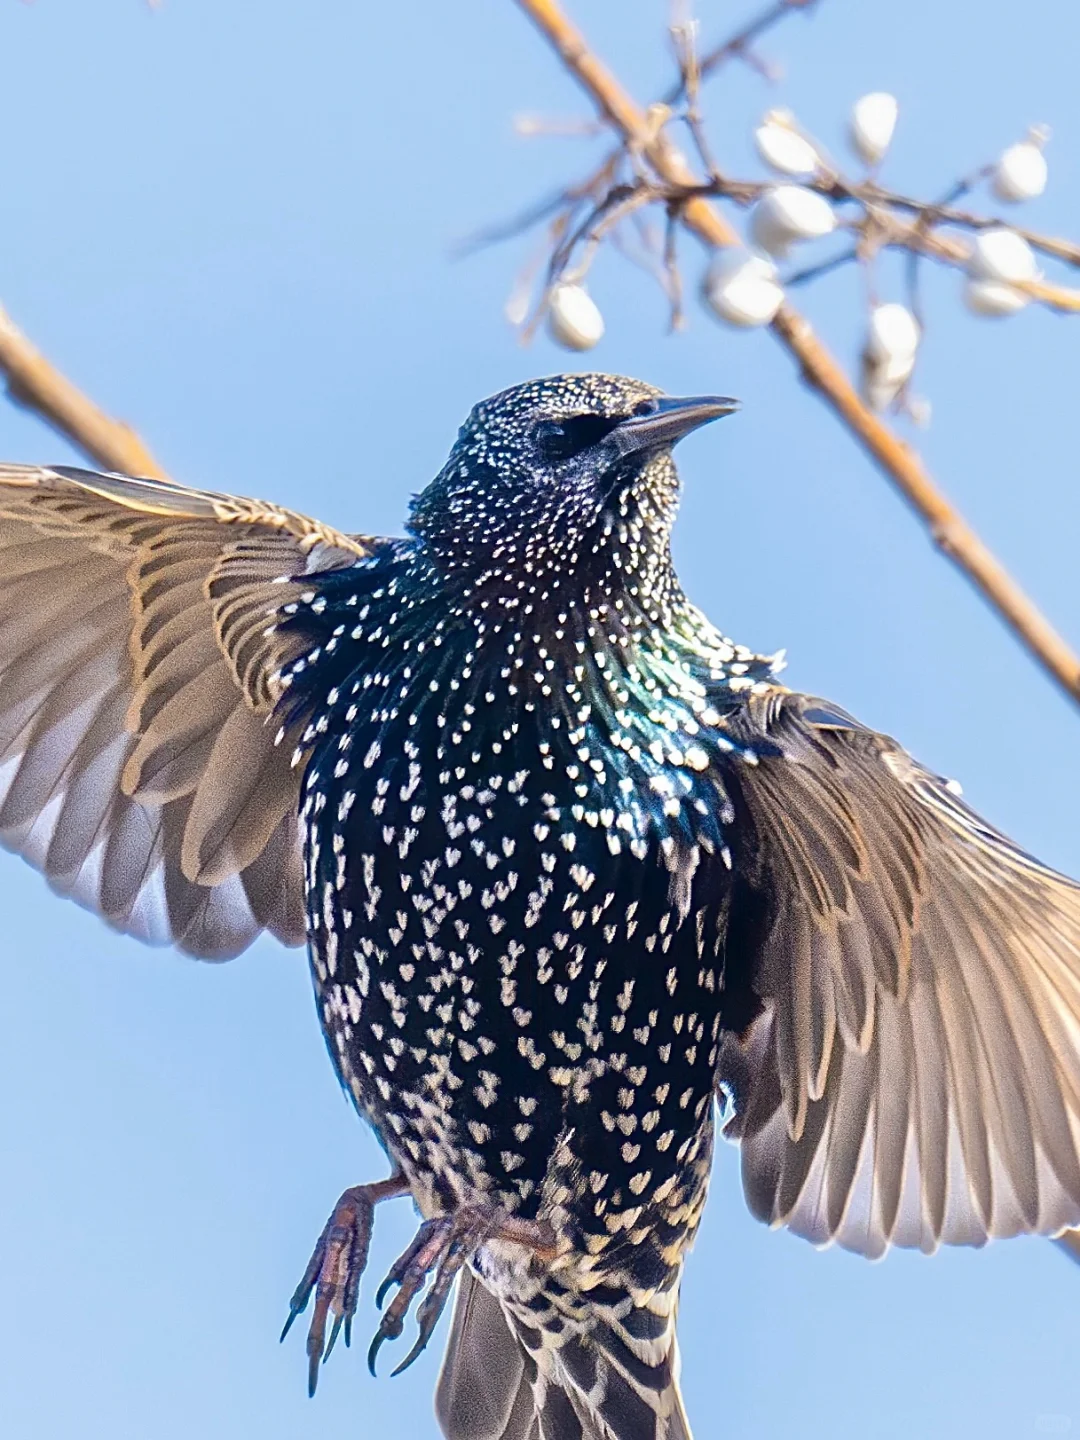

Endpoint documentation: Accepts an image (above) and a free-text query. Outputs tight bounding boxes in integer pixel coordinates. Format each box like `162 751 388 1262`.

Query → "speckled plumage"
278 377 759 1438
5 375 1080 1440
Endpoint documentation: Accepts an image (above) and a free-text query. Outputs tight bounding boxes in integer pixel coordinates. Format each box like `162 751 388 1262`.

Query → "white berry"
866 302 920 364
862 306 918 413
968 228 1038 284
702 253 784 327
750 185 836 258
849 92 898 166
754 110 820 178
993 133 1049 203
964 279 1030 317
546 283 604 351
863 350 915 412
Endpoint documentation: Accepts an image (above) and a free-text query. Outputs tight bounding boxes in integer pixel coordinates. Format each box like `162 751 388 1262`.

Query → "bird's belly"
304 758 728 1283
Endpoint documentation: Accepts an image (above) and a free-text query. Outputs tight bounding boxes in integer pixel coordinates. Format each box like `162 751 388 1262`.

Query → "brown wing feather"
0 461 375 959
720 689 1080 1257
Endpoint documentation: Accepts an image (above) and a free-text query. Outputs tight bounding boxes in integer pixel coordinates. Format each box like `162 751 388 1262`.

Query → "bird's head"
408 373 737 601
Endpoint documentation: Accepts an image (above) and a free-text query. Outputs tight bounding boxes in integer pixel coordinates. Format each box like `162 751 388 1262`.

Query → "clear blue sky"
1 2 1078 1437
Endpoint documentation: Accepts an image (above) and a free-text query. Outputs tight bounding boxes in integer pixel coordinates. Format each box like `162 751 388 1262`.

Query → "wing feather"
0 461 375 958
721 690 1080 1255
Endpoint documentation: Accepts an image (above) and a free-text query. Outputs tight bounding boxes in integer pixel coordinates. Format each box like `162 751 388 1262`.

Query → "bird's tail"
435 1270 691 1440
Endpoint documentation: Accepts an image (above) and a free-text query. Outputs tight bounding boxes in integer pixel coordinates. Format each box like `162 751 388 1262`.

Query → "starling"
3 372 1080 1440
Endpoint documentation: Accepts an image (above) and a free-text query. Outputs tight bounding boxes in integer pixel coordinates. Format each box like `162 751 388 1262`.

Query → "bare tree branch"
771 306 1080 695
678 0 819 94
865 186 1080 269
0 303 166 478
514 0 1080 706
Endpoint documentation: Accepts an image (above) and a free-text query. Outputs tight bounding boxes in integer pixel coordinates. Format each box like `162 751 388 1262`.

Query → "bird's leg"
368 1205 558 1378
281 1170 409 1395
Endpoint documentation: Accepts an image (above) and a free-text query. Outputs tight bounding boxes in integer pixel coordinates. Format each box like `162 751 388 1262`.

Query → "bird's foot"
281 1171 409 1396
368 1205 558 1378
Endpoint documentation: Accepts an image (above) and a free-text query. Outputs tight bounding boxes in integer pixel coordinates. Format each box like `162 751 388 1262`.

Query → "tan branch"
870 214 1080 312
513 165 1080 318
0 304 166 478
867 187 1080 269
514 0 1080 706
514 1 738 249
1017 276 1080 312
771 305 1080 695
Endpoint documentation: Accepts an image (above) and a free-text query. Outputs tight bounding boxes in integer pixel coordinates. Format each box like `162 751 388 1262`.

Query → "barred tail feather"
436 1272 692 1440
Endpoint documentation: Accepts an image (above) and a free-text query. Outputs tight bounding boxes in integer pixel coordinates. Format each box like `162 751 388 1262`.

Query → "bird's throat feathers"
408 444 683 609
275 539 778 859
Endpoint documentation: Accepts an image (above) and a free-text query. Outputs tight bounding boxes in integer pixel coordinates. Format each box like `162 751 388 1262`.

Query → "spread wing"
718 689 1080 1257
0 462 377 959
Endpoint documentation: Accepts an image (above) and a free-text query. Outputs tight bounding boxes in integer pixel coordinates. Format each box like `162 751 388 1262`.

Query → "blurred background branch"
0 303 166 477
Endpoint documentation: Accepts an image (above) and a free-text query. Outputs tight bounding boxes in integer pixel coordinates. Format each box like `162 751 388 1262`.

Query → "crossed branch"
509 0 1080 706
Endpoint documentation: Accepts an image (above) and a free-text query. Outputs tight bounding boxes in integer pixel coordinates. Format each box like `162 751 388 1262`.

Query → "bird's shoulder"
0 461 384 957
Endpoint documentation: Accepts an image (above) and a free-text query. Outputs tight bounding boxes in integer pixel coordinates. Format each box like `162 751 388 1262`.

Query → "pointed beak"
610 394 739 457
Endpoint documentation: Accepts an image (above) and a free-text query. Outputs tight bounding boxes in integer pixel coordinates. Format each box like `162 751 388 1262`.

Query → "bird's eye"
535 414 623 462
631 398 659 417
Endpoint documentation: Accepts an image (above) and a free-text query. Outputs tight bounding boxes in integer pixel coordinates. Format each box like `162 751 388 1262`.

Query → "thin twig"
865 212 1080 311
0 305 166 477
472 155 1080 318
662 206 686 330
785 246 859 287
514 1 740 246
549 182 656 286
663 0 819 102
455 149 622 258
514 0 1080 706
866 186 1080 268
671 15 723 183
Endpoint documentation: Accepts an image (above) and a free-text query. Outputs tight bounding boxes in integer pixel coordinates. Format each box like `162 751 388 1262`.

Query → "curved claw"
367 1326 392 1377
280 1231 328 1344
306 1335 323 1399
324 1313 345 1362
374 1271 397 1312
390 1335 432 1378
390 1309 442 1379
390 1240 468 1376
279 1172 408 1395
368 1288 410 1376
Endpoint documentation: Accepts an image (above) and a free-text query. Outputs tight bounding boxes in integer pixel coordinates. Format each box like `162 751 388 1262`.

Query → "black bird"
3 372 1080 1440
